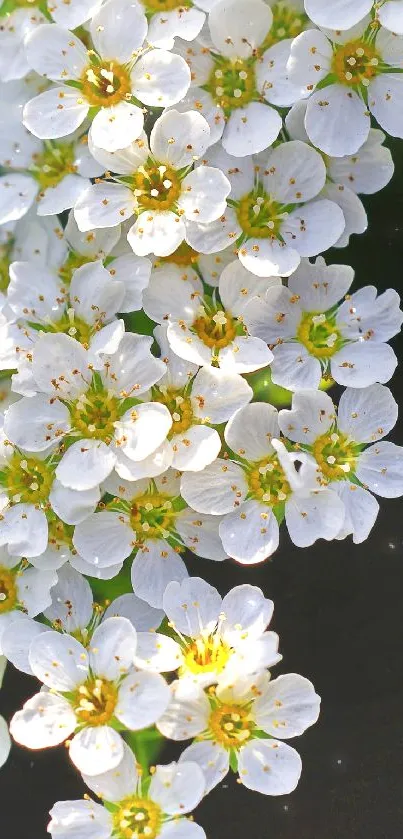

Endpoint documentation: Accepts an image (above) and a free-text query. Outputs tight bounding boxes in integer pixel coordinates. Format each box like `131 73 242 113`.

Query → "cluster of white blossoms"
0 0 402 833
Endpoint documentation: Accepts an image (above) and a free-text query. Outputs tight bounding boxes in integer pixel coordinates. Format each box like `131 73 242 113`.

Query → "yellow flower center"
297 311 343 359
262 1 308 49
47 516 76 554
192 307 237 349
145 0 191 9
332 40 381 88
58 252 93 286
247 455 291 505
312 431 360 481
153 388 194 436
207 57 257 113
30 142 77 190
237 191 286 239
129 492 177 541
70 388 120 444
3 453 54 505
113 797 162 839
0 565 18 615
73 677 118 726
132 164 182 213
209 703 254 749
182 635 231 676
81 60 132 107
160 241 199 268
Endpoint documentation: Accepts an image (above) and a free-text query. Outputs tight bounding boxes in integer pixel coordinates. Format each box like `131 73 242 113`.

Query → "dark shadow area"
1 137 403 838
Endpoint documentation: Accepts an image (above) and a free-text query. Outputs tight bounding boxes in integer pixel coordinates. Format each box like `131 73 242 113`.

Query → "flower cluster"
0 0 402 834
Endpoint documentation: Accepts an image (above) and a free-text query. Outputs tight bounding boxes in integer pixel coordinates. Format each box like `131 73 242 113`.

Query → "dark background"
1 138 403 839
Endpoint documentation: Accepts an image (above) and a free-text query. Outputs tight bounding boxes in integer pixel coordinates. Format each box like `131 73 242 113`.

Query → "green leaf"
229 750 238 772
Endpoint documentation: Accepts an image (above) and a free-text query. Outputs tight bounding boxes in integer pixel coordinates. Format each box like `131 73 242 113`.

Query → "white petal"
49 481 100 526
101 332 165 396
111 253 152 312
103 592 164 631
28 630 88 691
115 441 174 481
171 424 221 473
64 213 121 259
50 0 103 28
4 394 70 451
379 0 403 33
334 482 379 544
0 716 10 768
132 50 191 108
0 615 49 675
305 85 370 157
219 259 280 315
32 332 90 398
10 692 76 749
150 761 205 814
221 584 274 644
115 669 170 728
70 260 125 323
223 102 281 157
337 384 398 442
90 102 144 153
117 403 172 462
284 199 345 257
163 577 222 637
73 511 134 568
69 725 124 776
254 673 321 738
285 489 345 547
287 29 332 87
150 109 210 168
157 680 210 740
271 342 322 391
89 617 137 680
44 564 93 633
37 174 90 217
56 440 116 491
191 366 252 424
304 0 372 29
278 389 335 445
0 173 37 224
243 285 301 343
322 182 367 247
176 510 227 560
225 401 279 460
179 167 230 223
198 145 254 200
25 24 88 81
179 740 229 793
258 40 308 107
356 442 403 498
208 0 272 58
185 210 242 256
23 87 89 140
288 257 354 310
264 140 326 203
128 211 186 258
238 237 300 278
48 800 112 839
131 540 188 608
328 128 394 195
147 7 204 48
0 504 48 558
238 739 302 795
180 459 248 515
16 567 57 616
74 183 134 232
88 131 149 174
143 268 199 323
171 89 225 146
331 341 397 388
134 632 182 672
160 820 206 839
90 0 147 61
220 499 279 564
82 740 139 803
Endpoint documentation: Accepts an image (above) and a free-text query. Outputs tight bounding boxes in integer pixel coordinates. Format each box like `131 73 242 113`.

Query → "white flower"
185 141 345 277
0 7 47 83
304 0 403 34
158 670 320 795
0 546 57 655
44 563 164 638
172 0 305 156
287 22 403 156
285 105 394 246
0 213 68 296
139 0 219 49
278 384 403 543
146 325 253 471
23 2 191 151
181 402 345 563
151 240 236 288
73 470 227 608
143 259 277 371
75 110 231 258
4 331 171 490
265 0 310 43
0 414 101 559
149 576 281 685
0 655 10 769
10 617 170 775
243 257 402 390
49 745 206 839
